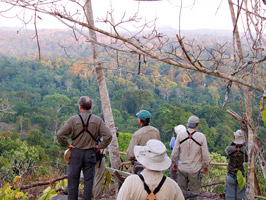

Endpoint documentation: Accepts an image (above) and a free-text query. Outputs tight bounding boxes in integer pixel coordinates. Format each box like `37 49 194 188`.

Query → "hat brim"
64 149 71 164
134 146 171 171
187 122 197 128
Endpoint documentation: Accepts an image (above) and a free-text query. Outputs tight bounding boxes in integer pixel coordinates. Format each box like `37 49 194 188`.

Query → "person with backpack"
169 124 186 182
57 96 112 200
126 110 160 174
117 139 185 200
171 115 211 199
225 129 247 200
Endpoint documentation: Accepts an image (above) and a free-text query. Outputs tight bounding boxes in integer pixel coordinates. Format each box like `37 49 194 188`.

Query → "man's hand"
95 145 101 152
203 167 209 174
172 163 178 171
68 144 75 149
128 166 133 173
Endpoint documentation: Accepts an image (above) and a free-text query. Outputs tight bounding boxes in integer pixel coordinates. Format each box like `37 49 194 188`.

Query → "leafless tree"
0 0 266 198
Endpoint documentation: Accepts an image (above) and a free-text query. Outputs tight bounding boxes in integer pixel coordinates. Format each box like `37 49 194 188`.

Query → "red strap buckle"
83 126 88 131
188 134 192 139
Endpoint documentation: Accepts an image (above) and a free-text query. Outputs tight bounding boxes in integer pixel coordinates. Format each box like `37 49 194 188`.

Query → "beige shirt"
57 110 112 149
126 125 160 161
117 169 185 200
171 128 211 173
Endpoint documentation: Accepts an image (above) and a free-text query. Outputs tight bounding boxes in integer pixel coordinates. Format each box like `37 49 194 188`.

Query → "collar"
187 128 197 133
80 109 92 114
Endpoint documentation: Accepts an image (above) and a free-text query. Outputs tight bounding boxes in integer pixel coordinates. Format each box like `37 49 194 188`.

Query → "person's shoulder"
124 174 141 183
149 125 159 131
195 131 206 138
165 177 181 189
90 114 105 123
68 114 79 121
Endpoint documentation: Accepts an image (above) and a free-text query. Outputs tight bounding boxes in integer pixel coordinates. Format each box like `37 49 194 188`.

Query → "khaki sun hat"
64 149 71 164
234 130 244 144
134 139 171 171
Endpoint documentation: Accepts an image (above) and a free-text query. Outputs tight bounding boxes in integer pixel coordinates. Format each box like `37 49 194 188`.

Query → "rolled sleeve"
57 118 73 148
97 120 112 149
126 135 138 161
201 136 211 167
171 136 180 163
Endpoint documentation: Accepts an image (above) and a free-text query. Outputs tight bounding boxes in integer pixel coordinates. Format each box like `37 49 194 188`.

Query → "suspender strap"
191 137 201 146
228 144 244 156
180 130 201 146
138 174 151 194
73 114 96 142
138 174 166 195
179 137 189 145
153 176 166 194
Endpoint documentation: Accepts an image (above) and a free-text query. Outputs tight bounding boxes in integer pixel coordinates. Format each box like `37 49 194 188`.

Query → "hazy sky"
0 0 233 31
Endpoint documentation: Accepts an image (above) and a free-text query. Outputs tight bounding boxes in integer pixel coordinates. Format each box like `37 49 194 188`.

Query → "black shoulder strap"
138 174 151 194
154 176 166 194
228 144 244 156
73 114 96 141
138 174 166 195
180 130 201 146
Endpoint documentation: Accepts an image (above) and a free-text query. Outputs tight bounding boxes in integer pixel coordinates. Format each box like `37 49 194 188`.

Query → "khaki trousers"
177 169 201 200
92 157 106 200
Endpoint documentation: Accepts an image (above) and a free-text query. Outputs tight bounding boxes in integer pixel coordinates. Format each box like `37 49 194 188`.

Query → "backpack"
138 174 166 200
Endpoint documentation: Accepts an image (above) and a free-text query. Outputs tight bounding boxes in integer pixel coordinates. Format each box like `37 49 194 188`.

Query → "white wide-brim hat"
174 125 186 135
64 149 71 164
234 130 244 144
134 139 171 171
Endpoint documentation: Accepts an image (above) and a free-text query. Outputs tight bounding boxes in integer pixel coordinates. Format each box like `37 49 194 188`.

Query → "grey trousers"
92 157 106 200
68 148 96 200
177 169 201 200
225 174 246 200
170 163 178 182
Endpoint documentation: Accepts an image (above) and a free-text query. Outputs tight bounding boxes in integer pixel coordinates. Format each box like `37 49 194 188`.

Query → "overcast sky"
0 0 233 31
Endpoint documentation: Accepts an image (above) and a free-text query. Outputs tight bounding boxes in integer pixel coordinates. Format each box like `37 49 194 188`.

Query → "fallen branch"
201 181 226 187
14 175 67 190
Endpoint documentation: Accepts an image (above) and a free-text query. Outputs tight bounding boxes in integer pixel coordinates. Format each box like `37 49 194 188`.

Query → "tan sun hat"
234 130 244 144
134 139 171 171
64 149 71 164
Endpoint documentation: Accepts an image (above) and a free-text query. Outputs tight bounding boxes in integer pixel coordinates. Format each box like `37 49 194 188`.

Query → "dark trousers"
68 148 96 200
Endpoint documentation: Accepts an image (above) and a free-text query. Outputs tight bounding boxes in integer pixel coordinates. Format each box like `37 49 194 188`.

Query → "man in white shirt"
171 116 211 199
118 139 185 200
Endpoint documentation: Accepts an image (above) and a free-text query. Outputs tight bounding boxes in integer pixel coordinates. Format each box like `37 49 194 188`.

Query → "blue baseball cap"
136 110 151 120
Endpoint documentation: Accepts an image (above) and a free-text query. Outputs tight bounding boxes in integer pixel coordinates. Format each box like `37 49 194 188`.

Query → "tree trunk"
84 0 121 170
227 0 255 199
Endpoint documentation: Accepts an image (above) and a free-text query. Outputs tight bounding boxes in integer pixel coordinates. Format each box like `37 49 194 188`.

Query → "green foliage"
117 132 133 163
23 129 45 146
0 141 43 182
117 132 133 153
259 98 266 127
202 152 227 193
237 170 245 189
37 187 57 200
0 183 28 200
55 179 68 191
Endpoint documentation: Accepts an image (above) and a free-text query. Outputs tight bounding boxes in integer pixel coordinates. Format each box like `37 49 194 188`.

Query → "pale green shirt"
126 125 160 161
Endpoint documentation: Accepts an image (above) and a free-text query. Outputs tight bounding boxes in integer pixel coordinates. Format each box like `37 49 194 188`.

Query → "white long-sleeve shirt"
171 128 211 173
